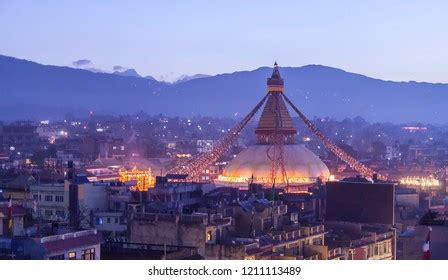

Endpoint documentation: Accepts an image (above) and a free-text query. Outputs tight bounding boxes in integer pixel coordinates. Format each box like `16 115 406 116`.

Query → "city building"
0 122 40 156
148 175 215 212
30 229 102 260
325 222 395 260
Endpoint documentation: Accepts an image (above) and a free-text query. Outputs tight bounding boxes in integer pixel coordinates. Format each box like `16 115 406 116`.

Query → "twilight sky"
1 0 448 82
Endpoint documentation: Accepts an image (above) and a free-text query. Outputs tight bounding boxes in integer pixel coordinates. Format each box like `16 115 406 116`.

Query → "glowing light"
216 175 312 185
400 176 440 188
119 166 154 191
402 126 427 132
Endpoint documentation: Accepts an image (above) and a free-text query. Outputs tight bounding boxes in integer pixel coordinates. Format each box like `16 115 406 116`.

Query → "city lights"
400 176 440 188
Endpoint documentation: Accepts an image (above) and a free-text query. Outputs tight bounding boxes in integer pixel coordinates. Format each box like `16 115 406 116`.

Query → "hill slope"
1 55 447 123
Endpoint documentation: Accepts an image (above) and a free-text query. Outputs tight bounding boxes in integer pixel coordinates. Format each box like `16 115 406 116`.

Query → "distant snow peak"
175 74 210 83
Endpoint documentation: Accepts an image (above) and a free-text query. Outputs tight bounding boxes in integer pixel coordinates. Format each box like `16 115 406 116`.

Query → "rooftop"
37 229 103 254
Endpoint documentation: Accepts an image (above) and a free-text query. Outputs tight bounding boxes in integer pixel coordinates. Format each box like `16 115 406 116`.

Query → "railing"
304 254 319 260
376 231 394 241
351 236 375 247
303 225 325 236
103 241 199 259
40 229 97 243
273 228 307 242
328 248 342 259
132 212 207 224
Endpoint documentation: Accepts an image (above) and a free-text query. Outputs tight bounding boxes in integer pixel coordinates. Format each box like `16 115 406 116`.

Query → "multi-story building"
148 175 215 212
325 222 395 260
196 140 214 153
92 212 127 238
0 204 26 237
205 224 327 260
0 122 40 155
99 139 128 159
386 143 401 160
26 176 108 227
128 212 228 257
30 229 102 260
408 144 447 163
28 182 67 221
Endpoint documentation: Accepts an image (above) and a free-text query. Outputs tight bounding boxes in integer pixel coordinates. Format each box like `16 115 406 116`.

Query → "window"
81 248 95 260
68 252 76 260
114 217 119 224
49 254 64 260
56 210 65 218
95 217 103 225
33 194 38 201
45 195 53 202
55 195 64 202
312 237 322 245
107 217 111 223
290 212 298 223
262 218 272 230
44 209 53 217
207 231 212 241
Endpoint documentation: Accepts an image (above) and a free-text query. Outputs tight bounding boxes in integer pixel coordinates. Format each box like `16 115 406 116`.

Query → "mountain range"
1 54 447 123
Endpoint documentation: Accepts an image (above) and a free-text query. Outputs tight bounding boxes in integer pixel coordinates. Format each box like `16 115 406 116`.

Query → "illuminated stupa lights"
216 63 330 189
400 175 441 190
119 166 155 191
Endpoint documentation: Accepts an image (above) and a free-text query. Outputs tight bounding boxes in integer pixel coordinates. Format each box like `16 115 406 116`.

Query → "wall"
129 216 208 256
396 194 419 208
44 244 101 260
205 244 247 260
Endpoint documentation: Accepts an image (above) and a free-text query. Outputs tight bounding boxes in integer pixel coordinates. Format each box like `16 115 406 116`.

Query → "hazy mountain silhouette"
174 74 211 84
112 68 142 78
1 54 447 123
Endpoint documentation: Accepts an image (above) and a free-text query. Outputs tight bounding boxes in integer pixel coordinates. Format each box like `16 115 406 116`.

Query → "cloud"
72 59 92 67
113 65 127 72
71 59 107 73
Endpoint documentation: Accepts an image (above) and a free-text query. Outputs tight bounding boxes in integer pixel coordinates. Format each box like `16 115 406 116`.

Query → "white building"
27 178 109 227
93 211 127 237
386 144 401 160
197 140 214 153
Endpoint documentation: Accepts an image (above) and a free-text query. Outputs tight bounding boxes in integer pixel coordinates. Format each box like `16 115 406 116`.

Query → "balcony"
274 204 288 215
303 224 325 236
328 247 343 259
